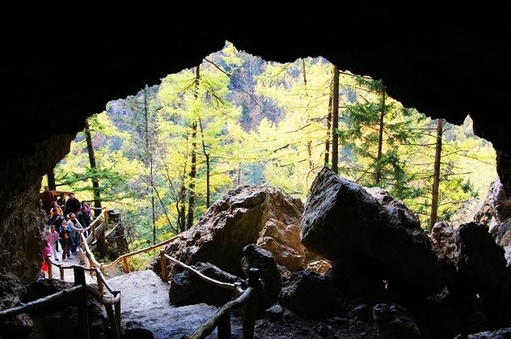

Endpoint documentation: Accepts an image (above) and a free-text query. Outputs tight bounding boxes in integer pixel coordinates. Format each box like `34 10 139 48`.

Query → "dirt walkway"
46 247 98 285
106 270 232 339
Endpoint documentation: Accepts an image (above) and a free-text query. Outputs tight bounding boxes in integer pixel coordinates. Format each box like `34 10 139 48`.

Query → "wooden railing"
1 208 261 339
98 235 262 338
0 219 122 339
100 235 180 274
160 249 261 339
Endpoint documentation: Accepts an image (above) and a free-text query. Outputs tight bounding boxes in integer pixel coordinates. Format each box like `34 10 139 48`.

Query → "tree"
336 75 425 200
429 118 443 229
253 57 333 196
83 118 102 217
157 51 243 230
57 42 496 241
331 64 339 174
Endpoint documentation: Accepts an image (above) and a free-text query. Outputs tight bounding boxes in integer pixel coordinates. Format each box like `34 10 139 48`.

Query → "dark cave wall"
0 134 75 282
0 2 509 282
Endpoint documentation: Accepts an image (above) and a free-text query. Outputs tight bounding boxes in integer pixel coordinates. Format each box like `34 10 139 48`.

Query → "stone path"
107 270 228 339
45 250 242 338
46 247 98 285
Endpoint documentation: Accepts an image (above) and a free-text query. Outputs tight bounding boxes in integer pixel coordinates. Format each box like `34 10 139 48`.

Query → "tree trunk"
186 66 200 230
375 82 386 185
177 184 186 233
324 81 332 166
84 119 102 217
198 118 211 208
47 169 56 193
429 118 444 230
143 86 157 245
331 65 339 174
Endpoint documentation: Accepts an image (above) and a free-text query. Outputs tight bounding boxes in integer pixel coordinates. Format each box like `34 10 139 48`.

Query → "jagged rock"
280 270 340 318
324 262 388 303
266 304 284 321
0 312 34 339
157 185 306 279
241 244 282 302
0 270 27 309
105 222 129 261
428 221 459 294
0 270 32 338
455 222 507 293
429 221 458 262
0 278 108 339
474 177 511 265
256 217 306 272
371 303 421 339
169 262 243 307
453 327 511 339
301 167 444 296
453 222 511 329
474 177 511 231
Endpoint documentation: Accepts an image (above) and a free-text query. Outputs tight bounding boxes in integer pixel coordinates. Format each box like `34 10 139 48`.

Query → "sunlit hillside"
52 42 497 247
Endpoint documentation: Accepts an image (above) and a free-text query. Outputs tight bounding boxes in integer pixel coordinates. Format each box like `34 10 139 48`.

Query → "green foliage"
55 42 497 246
126 252 155 272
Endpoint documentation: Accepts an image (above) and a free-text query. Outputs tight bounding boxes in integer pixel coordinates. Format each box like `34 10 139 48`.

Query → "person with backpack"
67 213 84 255
59 218 72 261
77 205 91 237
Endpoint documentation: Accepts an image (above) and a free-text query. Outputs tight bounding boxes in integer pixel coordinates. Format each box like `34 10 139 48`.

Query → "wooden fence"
0 208 261 339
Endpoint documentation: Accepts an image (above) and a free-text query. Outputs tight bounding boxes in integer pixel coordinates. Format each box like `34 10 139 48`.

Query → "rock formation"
0 3 510 338
162 168 511 339
155 185 310 280
2 166 511 338
0 2 509 285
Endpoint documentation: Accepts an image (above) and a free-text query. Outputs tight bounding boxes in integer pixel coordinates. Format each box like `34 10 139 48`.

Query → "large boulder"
452 222 511 330
301 167 444 296
169 262 242 307
474 177 511 264
157 185 305 279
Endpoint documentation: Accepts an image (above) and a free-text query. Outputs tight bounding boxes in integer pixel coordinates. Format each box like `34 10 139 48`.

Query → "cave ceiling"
2 1 510 158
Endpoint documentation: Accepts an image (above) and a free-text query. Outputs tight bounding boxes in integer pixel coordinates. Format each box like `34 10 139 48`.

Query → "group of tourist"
40 187 93 262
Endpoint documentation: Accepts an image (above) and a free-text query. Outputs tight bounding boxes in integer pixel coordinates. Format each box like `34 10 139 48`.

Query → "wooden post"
97 275 104 296
46 257 52 279
74 266 90 339
105 303 121 339
217 312 231 339
115 297 121 337
159 249 167 282
122 257 130 273
243 268 259 339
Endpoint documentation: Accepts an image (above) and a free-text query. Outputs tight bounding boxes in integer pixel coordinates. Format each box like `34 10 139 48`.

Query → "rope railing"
99 236 261 338
160 249 260 339
0 265 122 339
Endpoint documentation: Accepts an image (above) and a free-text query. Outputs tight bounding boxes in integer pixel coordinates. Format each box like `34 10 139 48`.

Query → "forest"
49 41 497 255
